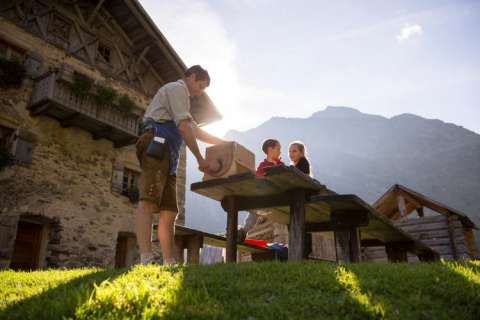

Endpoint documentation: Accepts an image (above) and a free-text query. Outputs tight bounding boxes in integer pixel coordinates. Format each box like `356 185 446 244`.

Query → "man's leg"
157 210 177 264
135 200 157 263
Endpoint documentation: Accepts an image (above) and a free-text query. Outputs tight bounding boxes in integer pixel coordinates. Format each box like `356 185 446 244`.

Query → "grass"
0 260 479 319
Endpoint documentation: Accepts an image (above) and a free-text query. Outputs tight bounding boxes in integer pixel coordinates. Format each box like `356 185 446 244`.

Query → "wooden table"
191 166 439 263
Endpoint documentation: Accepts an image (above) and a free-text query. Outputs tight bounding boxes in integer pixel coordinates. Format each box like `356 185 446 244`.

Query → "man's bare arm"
193 125 226 145
177 120 209 171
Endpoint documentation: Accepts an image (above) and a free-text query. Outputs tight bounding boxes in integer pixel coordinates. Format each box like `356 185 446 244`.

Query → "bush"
0 57 25 89
93 84 117 107
116 94 135 113
70 72 93 98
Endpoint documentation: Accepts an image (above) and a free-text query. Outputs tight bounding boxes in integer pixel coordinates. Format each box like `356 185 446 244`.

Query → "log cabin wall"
362 214 474 261
0 0 190 269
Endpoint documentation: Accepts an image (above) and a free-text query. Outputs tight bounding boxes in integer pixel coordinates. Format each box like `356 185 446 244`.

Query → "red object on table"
244 239 268 248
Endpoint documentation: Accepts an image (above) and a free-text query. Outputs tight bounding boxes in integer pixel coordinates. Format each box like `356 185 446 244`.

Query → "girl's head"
289 141 306 164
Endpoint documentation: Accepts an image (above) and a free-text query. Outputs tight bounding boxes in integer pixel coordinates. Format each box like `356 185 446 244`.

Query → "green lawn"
1 260 479 319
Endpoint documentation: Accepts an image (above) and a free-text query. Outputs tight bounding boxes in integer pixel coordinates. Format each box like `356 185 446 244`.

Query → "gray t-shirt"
143 79 193 125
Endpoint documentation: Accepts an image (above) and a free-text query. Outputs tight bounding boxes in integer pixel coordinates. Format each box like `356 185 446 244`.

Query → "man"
135 65 225 265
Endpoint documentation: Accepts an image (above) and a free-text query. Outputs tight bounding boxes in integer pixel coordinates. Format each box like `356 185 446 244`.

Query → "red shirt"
255 158 285 176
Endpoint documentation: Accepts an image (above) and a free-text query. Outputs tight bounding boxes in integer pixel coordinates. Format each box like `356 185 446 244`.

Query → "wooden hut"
365 184 478 261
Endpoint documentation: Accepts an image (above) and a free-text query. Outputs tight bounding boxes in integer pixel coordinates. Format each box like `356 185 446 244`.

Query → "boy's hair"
184 65 210 86
289 141 307 155
262 139 280 154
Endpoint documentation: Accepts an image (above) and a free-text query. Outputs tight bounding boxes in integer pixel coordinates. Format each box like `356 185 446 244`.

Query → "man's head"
262 139 281 160
184 65 210 97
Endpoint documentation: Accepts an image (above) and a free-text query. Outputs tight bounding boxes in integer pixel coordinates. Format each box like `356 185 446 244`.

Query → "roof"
105 0 221 126
373 184 477 229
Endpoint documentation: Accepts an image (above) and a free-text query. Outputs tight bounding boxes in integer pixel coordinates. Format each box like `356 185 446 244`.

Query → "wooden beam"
59 112 80 128
87 0 106 26
305 222 332 232
288 189 306 261
224 196 238 263
331 211 369 228
361 239 385 247
221 192 292 212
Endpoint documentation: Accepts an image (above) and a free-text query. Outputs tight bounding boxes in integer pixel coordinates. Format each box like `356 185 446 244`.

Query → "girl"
288 141 311 176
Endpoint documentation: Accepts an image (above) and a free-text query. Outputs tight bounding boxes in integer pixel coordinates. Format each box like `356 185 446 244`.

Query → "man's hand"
197 158 210 172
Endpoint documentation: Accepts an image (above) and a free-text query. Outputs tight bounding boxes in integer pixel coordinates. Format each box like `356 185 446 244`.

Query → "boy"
255 139 284 176
239 139 285 241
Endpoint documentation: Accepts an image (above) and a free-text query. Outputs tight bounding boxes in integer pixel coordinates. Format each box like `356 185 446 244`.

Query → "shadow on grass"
344 261 480 319
0 268 127 320
161 261 387 320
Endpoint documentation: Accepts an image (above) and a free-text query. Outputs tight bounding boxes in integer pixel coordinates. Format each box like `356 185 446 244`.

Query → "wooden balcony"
28 73 140 147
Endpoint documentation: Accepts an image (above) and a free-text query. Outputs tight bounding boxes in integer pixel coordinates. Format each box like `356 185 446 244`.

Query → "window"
97 44 111 64
121 167 140 201
0 126 34 166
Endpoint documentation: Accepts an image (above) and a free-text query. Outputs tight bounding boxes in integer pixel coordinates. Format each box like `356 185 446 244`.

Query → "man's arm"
177 120 209 172
193 124 226 145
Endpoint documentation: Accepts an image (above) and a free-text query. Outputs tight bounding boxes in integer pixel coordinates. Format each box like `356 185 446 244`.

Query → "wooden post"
416 207 424 218
174 236 185 265
288 189 306 261
186 235 203 265
446 214 459 260
396 194 407 218
334 227 361 263
224 196 238 263
385 243 408 262
304 232 313 259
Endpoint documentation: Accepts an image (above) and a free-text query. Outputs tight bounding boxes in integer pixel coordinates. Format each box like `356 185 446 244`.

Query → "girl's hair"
289 141 307 156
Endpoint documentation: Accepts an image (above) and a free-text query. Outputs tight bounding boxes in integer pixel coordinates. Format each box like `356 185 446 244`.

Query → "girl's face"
289 145 303 163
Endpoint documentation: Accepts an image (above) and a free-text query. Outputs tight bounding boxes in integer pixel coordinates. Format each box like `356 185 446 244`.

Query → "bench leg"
385 243 408 262
186 235 203 265
289 189 306 261
418 251 439 262
334 227 361 263
225 196 238 263
174 236 185 265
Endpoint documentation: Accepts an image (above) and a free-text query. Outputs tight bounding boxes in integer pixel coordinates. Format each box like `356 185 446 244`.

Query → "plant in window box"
0 145 14 171
116 94 135 114
94 84 117 107
70 72 93 98
0 57 26 89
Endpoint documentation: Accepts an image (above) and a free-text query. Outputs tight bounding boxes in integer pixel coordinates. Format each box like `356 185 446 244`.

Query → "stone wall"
0 17 185 269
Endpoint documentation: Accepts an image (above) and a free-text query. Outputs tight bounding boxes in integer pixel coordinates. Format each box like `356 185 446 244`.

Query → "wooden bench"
191 166 439 263
172 225 275 264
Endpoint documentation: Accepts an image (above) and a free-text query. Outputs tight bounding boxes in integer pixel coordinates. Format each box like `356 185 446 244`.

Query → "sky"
139 0 480 137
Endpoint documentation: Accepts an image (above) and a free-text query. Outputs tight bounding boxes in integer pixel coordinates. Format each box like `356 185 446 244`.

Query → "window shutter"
14 138 33 164
111 162 124 194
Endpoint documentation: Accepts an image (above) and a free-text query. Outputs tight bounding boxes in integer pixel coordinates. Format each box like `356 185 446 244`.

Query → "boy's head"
262 139 281 159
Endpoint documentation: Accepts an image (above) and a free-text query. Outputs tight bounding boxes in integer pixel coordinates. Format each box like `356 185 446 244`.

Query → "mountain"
185 106 480 246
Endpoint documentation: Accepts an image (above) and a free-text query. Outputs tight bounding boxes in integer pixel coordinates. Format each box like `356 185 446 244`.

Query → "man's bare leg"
157 210 177 264
135 200 156 263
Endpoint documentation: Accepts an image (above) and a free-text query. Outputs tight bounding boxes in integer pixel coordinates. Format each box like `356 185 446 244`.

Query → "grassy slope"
0 261 479 320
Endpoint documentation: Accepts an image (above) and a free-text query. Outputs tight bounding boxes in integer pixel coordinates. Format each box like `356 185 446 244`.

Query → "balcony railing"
29 73 140 147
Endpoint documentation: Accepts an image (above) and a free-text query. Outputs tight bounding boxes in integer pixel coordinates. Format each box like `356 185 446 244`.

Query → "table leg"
174 236 185 265
186 235 203 265
334 227 361 263
225 196 238 263
289 189 306 261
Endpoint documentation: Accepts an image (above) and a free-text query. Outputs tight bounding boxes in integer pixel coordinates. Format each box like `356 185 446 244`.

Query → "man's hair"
262 139 280 154
184 65 210 86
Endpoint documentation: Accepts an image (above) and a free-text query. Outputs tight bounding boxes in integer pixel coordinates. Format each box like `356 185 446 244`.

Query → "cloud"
397 23 423 42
